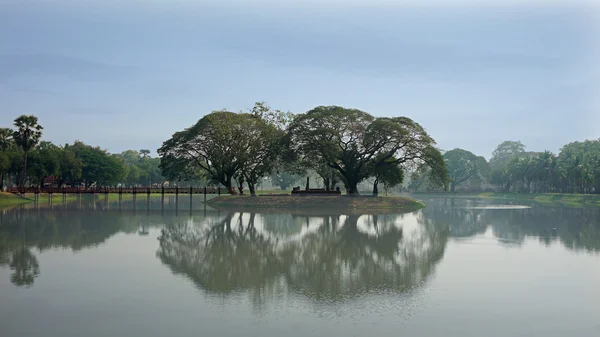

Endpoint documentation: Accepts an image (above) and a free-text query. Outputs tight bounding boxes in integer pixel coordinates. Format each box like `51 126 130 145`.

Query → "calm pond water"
1 196 599 337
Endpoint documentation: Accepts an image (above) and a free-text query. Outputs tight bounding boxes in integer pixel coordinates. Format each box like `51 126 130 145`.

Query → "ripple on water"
465 205 532 210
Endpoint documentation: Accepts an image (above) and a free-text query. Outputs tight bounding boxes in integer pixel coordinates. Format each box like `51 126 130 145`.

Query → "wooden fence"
7 186 224 196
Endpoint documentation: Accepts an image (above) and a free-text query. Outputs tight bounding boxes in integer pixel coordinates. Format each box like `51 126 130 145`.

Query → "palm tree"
13 115 43 189
0 128 13 151
0 128 14 190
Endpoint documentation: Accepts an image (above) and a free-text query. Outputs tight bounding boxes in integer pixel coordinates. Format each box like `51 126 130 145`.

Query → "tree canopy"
1 115 164 189
444 148 489 192
288 106 448 194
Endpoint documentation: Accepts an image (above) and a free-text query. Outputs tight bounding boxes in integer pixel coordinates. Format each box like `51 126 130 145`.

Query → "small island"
208 194 425 211
208 178 425 211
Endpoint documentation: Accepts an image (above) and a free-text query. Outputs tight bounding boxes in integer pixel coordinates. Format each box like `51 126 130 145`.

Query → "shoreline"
207 195 425 211
409 192 600 207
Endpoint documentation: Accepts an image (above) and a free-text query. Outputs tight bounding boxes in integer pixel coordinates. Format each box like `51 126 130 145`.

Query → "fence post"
189 185 193 210
204 186 207 203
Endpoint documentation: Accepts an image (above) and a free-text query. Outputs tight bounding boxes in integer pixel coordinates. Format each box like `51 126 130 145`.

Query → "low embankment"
412 192 600 207
207 195 425 211
0 192 32 207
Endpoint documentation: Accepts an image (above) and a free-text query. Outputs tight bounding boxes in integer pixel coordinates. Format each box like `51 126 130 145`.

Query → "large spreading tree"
444 148 489 192
159 107 284 195
288 106 449 195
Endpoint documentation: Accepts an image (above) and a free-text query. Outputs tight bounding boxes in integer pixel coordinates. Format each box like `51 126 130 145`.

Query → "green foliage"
67 142 126 187
12 115 43 154
486 139 600 194
1 115 164 189
159 111 249 194
27 142 61 187
0 128 14 151
12 115 43 187
269 171 301 190
289 106 448 195
58 147 83 186
490 140 525 167
372 157 404 195
159 105 288 195
444 148 489 192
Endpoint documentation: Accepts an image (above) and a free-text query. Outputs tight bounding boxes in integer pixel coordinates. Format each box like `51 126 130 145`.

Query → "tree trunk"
372 178 379 197
22 151 28 188
224 177 237 195
329 176 338 191
0 172 4 191
346 178 360 196
248 182 257 196
450 183 456 193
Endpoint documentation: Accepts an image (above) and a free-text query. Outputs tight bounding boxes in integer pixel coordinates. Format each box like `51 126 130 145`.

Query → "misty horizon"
1 0 598 158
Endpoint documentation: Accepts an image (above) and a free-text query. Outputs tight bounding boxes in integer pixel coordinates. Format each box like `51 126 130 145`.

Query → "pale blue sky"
0 0 598 158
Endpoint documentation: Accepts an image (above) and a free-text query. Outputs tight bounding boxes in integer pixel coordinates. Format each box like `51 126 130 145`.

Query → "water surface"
1 196 599 337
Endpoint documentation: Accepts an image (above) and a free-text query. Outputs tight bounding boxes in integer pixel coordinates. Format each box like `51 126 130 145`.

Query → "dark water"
1 196 599 337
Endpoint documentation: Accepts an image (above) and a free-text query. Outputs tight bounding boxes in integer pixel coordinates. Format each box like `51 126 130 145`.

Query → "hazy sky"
0 0 598 158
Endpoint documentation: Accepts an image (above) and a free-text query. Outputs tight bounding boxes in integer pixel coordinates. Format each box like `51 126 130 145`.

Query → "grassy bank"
412 192 600 207
0 192 82 208
207 195 425 212
477 192 600 207
0 192 33 206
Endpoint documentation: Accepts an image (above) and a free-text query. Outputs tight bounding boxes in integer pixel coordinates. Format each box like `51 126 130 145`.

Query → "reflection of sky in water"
465 205 532 210
1 196 599 337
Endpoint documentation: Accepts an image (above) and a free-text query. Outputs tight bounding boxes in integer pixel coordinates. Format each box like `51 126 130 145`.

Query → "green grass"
0 192 78 207
0 192 33 206
412 192 600 207
207 195 425 212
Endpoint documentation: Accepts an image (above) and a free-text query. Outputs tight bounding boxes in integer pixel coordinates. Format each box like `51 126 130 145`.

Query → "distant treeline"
410 140 600 194
0 115 164 189
2 111 598 195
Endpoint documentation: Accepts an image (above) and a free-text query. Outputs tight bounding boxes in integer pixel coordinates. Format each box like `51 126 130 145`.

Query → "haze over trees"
409 139 600 194
159 103 450 196
443 148 489 192
3 107 598 195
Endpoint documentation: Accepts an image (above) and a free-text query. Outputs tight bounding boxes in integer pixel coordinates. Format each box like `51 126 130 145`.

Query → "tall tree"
159 111 249 194
444 148 489 192
139 149 151 158
240 114 285 196
57 146 82 187
12 115 43 188
490 140 526 165
371 157 404 196
289 106 448 195
489 140 526 192
0 128 14 189
0 128 13 151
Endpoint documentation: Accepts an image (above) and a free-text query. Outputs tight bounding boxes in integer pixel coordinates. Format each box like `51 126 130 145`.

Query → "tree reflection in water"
2 197 598 295
157 211 449 309
0 205 183 287
417 198 600 252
